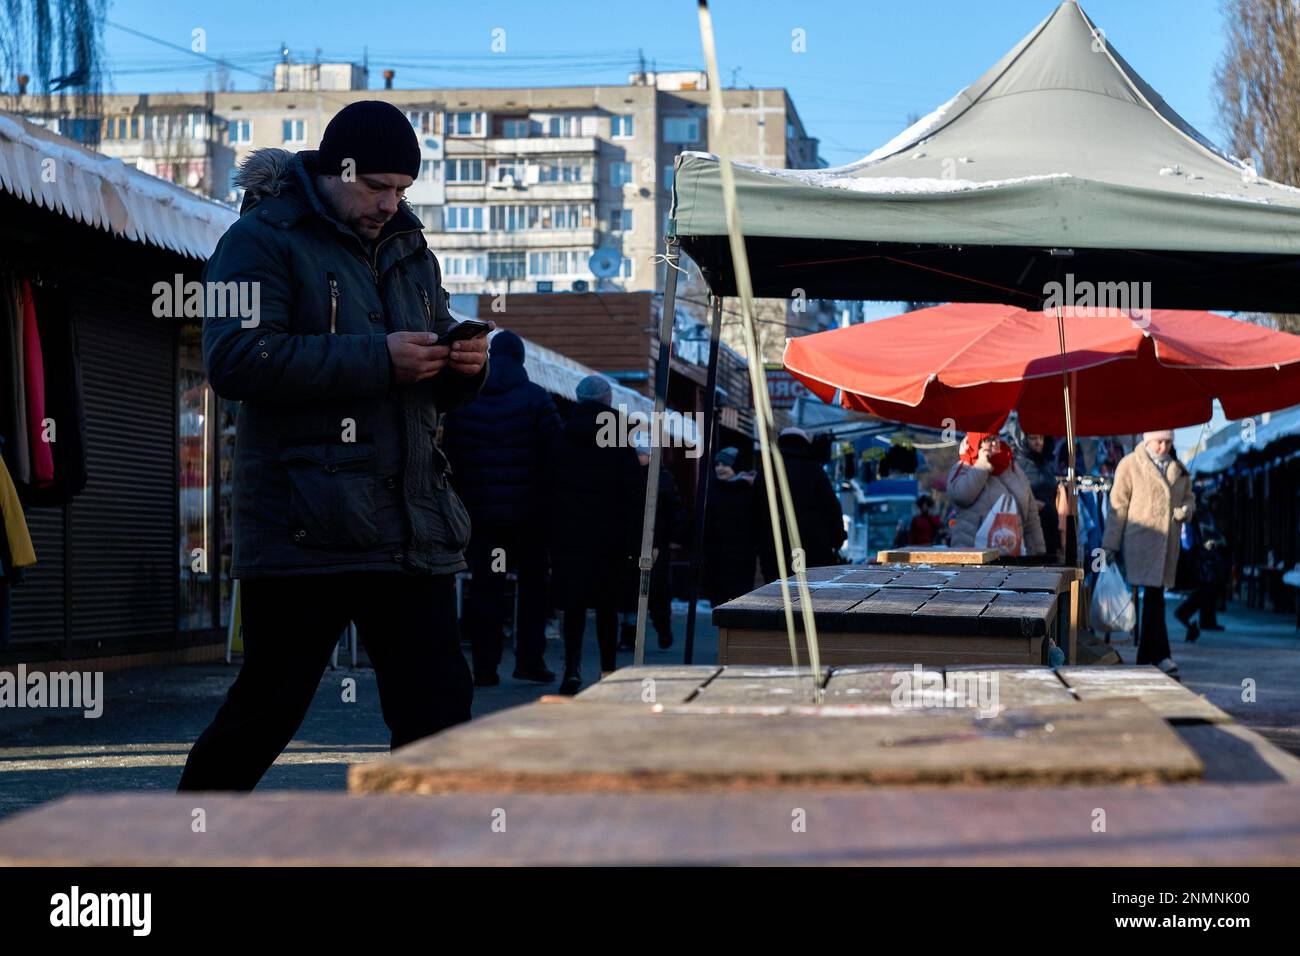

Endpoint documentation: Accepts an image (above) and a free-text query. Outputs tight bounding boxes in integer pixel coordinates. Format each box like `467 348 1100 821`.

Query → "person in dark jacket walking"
1014 433 1060 562
544 375 643 695
752 428 847 583
704 446 757 605
179 101 488 792
442 330 561 686
626 432 688 650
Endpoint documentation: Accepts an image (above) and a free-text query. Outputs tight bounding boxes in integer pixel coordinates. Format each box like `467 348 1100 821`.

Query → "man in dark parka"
179 102 488 791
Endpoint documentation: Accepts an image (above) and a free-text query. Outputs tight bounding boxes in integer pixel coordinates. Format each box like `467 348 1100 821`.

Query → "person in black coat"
1014 433 1060 563
625 433 688 650
543 375 643 695
442 331 561 685
704 446 757 606
752 428 846 583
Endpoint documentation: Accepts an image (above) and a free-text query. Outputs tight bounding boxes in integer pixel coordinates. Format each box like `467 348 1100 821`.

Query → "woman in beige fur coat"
1101 430 1195 676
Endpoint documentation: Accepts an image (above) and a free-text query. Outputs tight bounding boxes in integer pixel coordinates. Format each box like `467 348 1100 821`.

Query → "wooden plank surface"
4 784 1299 866
1058 666 1234 723
347 698 1202 794
720 630 1041 667
945 666 1076 710
877 548 999 564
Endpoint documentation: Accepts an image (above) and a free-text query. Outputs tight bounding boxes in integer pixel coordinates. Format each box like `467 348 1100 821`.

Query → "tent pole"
635 235 681 666
1056 306 1079 568
683 293 724 664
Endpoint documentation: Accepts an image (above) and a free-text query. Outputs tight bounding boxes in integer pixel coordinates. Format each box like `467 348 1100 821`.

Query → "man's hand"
387 331 450 384
448 321 495 376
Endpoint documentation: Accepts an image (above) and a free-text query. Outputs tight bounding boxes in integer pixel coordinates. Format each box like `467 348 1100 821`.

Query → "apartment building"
79 66 820 301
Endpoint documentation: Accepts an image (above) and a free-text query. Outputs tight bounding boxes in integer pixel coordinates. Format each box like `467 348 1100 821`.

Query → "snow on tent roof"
669 1 1300 309
0 111 236 260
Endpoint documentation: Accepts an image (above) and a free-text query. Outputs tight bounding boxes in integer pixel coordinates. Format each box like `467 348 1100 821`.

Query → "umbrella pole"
683 293 724 665
634 235 681 665
1056 306 1079 569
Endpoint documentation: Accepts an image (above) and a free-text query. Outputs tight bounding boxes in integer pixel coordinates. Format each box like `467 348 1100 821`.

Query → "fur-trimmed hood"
234 148 295 214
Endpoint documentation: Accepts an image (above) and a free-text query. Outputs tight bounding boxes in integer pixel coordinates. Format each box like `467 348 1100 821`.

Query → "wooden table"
876 547 998 565
5 784 1300 865
347 665 1296 796
713 564 1081 667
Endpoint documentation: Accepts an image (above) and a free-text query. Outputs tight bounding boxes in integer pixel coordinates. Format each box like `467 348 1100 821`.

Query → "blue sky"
99 0 1234 450
102 0 1229 167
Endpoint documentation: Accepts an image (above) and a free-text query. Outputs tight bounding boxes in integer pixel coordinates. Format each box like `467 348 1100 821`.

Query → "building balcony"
445 181 598 202
445 136 599 156
432 228 599 250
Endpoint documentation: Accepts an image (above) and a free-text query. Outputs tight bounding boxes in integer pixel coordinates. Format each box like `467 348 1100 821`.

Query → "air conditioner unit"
536 281 553 292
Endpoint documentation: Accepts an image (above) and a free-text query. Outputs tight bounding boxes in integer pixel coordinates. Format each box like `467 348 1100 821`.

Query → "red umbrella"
784 303 1300 435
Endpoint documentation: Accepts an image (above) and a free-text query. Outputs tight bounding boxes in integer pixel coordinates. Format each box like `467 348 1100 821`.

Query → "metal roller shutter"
67 301 176 644
7 505 66 644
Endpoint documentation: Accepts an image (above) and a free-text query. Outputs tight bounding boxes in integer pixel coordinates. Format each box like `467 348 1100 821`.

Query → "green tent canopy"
670 1 1300 311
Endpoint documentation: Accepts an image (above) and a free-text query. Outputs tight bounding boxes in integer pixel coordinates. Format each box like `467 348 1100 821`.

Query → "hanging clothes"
0 452 36 569
23 283 88 505
8 275 31 484
21 279 54 487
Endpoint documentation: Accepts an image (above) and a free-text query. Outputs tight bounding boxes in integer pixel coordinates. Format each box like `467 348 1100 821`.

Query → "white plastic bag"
1091 559 1137 633
974 493 1024 557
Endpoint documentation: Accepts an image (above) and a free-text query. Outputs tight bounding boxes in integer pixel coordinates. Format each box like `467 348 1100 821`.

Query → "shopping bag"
1091 559 1137 633
974 493 1024 557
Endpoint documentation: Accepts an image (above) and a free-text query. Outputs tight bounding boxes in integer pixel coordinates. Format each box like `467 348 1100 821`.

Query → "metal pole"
683 293 724 664
635 236 681 665
1056 307 1079 568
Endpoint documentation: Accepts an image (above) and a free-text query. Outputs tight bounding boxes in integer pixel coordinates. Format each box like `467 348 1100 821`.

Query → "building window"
446 158 485 182
443 205 484 231
528 249 589 277
488 251 527 280
419 159 440 182
611 114 634 139
610 207 632 232
545 114 582 137
500 117 530 138
537 158 589 182
445 254 487 278
410 204 438 226
609 161 633 187
663 164 675 191
407 110 435 135
488 203 593 231
186 112 206 140
663 116 701 144
282 118 306 143
786 120 795 139
447 111 485 136
228 119 252 144
621 256 635 280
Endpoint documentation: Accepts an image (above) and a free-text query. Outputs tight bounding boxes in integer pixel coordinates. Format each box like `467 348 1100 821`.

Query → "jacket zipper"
327 272 339 333
418 284 431 326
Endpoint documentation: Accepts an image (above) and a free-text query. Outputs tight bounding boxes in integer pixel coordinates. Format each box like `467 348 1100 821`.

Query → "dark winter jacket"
704 473 756 604
203 148 486 578
543 400 643 609
752 432 847 582
441 338 561 529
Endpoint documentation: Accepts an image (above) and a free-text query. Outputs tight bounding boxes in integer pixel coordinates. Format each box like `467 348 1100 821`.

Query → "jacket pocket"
280 443 380 551
412 438 471 554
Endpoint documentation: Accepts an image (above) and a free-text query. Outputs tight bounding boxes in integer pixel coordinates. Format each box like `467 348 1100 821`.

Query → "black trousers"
464 524 549 676
178 572 472 792
1136 585 1171 665
562 603 618 674
1176 586 1219 628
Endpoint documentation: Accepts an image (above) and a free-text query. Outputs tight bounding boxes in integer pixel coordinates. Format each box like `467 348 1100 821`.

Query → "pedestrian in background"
1174 491 1228 642
626 430 687 650
1014 433 1060 562
946 432 1045 555
1102 429 1195 677
543 375 642 695
442 330 561 686
907 493 943 545
704 446 757 606
752 427 846 582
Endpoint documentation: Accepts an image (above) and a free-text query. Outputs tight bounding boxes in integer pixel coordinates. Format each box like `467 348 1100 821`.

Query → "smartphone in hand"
437 319 491 344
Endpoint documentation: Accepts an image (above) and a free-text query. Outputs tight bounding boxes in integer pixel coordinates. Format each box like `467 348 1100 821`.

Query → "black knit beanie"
317 100 421 179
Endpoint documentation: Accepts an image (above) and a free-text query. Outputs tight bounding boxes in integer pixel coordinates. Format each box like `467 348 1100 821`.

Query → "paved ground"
1 596 1296 823
0 603 717 821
